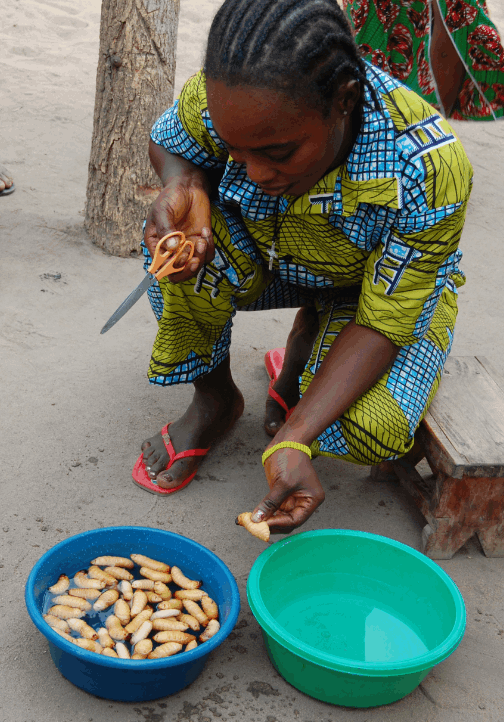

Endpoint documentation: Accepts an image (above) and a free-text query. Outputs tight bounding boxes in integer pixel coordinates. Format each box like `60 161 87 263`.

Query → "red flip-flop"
264 348 295 421
132 424 210 495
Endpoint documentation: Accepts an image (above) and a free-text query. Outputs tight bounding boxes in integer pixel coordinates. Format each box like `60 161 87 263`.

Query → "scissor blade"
100 274 155 334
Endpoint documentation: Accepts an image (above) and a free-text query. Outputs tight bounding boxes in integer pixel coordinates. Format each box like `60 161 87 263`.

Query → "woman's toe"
148 456 167 477
156 471 178 490
265 419 282 434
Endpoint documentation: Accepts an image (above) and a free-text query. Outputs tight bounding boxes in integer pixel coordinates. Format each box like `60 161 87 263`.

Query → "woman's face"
206 78 359 197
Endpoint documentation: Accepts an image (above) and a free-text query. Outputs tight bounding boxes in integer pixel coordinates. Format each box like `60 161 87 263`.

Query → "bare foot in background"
0 164 15 195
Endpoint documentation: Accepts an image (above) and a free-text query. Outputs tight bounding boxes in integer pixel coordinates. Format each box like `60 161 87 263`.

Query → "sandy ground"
1 1 504 721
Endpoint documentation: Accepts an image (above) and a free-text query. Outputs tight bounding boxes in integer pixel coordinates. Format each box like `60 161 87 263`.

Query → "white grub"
236 511 270 542
174 589 206 601
93 588 119 612
146 592 163 604
133 638 153 659
118 580 133 600
68 588 101 600
67 618 98 640
105 615 129 641
97 627 115 649
151 619 189 632
114 598 131 625
186 640 198 652
48 605 85 620
131 579 155 590
91 556 134 569
153 581 171 600
139 567 172 584
53 595 92 612
130 621 153 646
102 647 119 658
48 575 70 594
73 638 103 654
158 599 183 611
104 566 134 581
130 554 170 573
201 595 219 620
151 609 181 620
179 614 200 632
74 571 105 590
152 631 196 645
130 590 148 617
44 615 70 634
199 619 220 642
147 642 183 659
171 567 202 590
115 642 131 659
53 628 75 644
182 600 209 627
124 607 152 634
88 566 118 587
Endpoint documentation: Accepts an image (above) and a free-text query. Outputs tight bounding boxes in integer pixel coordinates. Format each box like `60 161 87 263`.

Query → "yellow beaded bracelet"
262 441 312 466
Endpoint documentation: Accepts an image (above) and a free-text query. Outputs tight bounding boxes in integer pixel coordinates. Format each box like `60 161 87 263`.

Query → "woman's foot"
264 305 319 436
141 357 244 490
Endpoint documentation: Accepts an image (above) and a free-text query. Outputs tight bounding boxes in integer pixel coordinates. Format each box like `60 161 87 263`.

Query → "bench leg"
477 524 504 558
421 520 474 560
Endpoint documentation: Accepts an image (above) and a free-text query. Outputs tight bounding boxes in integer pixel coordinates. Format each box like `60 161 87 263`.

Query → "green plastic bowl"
247 530 465 708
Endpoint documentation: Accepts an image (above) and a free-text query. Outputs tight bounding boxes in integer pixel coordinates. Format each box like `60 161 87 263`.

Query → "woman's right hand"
144 181 214 283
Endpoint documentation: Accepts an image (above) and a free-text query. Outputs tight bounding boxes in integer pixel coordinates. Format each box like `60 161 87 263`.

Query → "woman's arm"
274 319 398 447
144 141 215 281
149 139 211 192
253 320 399 531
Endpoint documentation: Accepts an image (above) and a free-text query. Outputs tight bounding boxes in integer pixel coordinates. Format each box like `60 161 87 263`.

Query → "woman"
136 0 472 533
343 0 504 120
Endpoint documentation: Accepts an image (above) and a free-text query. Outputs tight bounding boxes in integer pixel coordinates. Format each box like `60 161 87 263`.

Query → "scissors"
100 231 194 334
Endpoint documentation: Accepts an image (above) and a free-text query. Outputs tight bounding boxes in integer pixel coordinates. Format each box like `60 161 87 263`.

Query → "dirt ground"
1 1 504 721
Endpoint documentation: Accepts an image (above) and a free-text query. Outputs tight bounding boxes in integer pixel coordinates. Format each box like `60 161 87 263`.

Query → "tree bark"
85 0 179 256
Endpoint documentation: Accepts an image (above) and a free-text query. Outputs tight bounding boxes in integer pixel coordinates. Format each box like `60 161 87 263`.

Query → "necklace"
267 241 278 271
268 196 296 271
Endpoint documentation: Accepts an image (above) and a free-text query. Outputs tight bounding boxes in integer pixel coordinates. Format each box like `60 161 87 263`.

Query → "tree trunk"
85 0 179 256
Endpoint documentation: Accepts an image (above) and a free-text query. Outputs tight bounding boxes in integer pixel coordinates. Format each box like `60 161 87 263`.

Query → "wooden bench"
371 356 504 560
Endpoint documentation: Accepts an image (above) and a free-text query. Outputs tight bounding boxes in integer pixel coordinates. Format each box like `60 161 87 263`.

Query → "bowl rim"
247 528 466 677
25 525 240 669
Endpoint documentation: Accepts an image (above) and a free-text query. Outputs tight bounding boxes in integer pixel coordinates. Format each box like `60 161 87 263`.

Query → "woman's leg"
300 288 457 464
430 0 466 117
140 203 269 488
264 304 319 436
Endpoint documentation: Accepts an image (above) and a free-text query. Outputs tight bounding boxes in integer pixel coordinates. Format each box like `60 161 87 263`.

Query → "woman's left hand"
251 448 325 534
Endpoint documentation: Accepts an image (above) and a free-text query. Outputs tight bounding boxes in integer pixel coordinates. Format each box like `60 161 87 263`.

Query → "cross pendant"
267 241 278 271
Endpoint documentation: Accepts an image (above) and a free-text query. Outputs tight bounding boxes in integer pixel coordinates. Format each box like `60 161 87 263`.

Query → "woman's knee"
340 395 414 465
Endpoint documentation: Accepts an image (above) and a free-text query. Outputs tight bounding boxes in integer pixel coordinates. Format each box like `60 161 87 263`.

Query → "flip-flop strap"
161 424 210 470
268 382 291 415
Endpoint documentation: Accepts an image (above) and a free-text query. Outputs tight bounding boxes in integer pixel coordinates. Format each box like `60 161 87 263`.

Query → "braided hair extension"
204 0 380 116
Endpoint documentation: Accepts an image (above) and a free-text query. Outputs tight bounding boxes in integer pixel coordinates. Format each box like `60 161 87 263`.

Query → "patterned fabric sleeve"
356 94 473 348
356 201 468 347
150 71 229 169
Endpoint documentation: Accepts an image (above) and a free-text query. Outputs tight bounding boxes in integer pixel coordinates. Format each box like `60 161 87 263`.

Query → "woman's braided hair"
204 0 379 115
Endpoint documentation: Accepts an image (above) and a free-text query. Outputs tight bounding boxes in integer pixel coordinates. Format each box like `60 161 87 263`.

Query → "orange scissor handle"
148 232 195 281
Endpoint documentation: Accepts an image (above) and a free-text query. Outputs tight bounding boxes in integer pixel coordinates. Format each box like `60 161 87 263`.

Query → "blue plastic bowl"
25 526 240 702
248 530 466 707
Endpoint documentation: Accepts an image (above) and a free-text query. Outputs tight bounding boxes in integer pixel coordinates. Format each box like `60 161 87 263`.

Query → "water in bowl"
275 575 429 664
